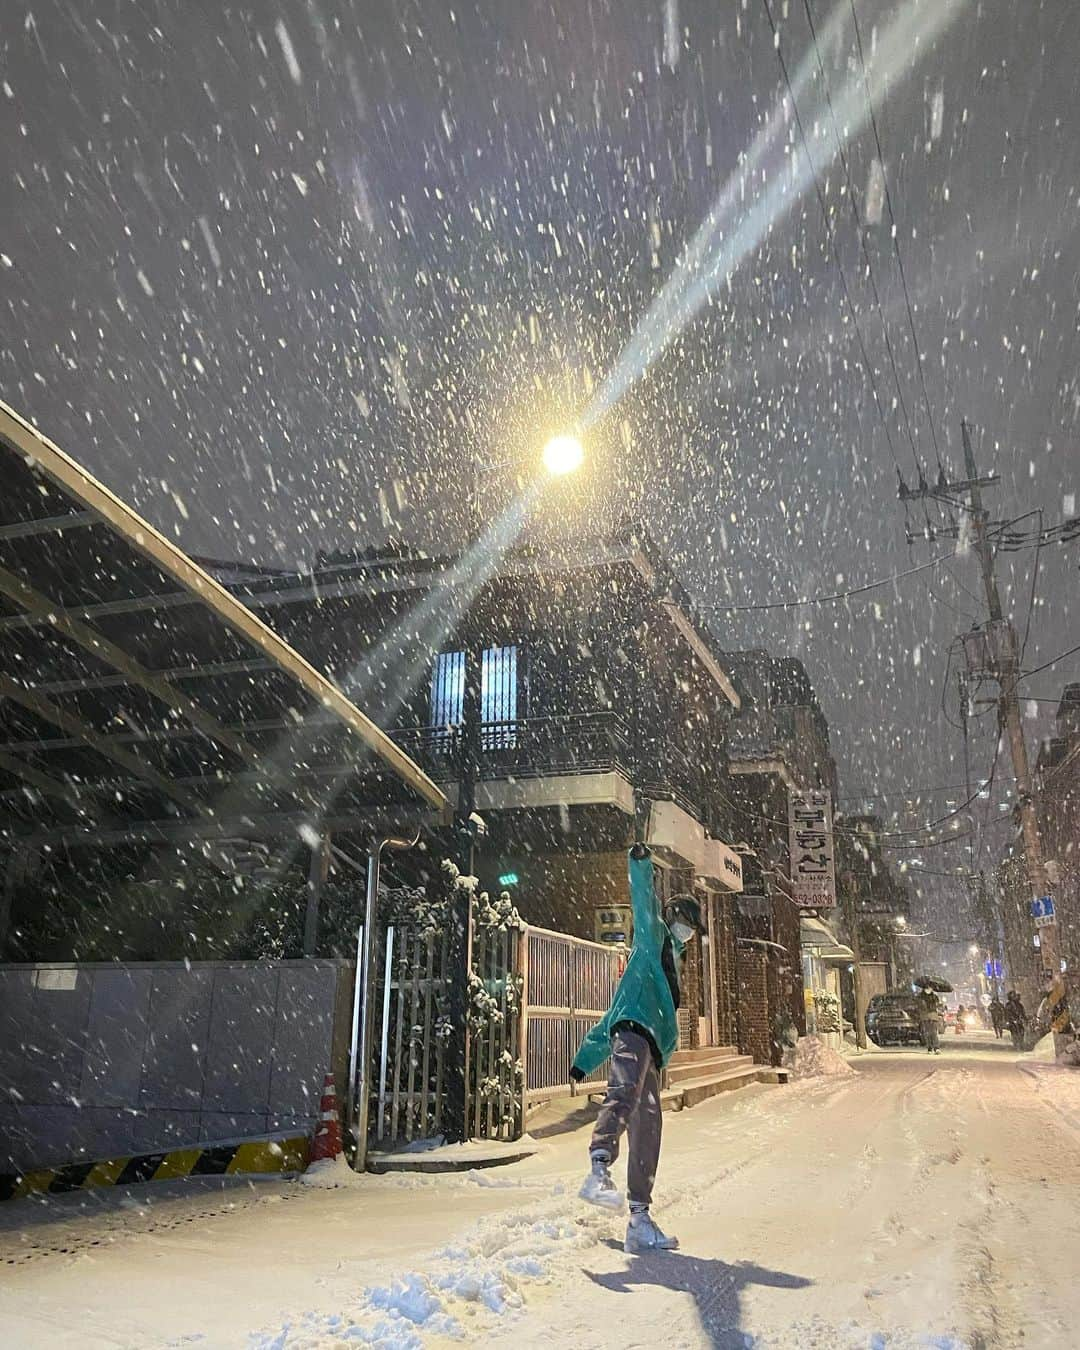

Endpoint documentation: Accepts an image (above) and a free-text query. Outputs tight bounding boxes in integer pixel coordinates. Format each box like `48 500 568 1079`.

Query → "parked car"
866 993 924 1046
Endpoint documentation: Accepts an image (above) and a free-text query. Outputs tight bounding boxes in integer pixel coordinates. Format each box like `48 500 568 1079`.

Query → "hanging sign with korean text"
787 789 837 909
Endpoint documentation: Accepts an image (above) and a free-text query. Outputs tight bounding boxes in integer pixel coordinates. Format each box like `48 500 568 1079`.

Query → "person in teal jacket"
572 843 705 1253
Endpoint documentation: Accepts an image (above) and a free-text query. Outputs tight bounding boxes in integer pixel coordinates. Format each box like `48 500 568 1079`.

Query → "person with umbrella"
917 986 943 1053
913 976 950 1053
1005 990 1028 1050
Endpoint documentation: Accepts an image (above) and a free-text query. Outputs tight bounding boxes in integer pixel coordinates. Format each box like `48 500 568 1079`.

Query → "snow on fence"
519 926 623 1103
373 924 451 1147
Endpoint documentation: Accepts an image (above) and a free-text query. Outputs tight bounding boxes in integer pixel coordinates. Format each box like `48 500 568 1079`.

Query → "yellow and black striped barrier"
0 1133 310 1203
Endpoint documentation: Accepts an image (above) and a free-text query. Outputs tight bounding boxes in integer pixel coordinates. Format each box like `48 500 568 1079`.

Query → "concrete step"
664 1052 755 1087
661 1063 777 1112
667 1045 739 1068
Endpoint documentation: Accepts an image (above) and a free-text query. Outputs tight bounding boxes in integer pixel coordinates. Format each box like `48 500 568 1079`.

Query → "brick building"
719 651 845 1047
1035 683 1080 976
211 527 749 1054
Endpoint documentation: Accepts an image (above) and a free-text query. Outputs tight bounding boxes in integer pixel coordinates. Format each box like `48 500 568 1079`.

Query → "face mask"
671 920 696 945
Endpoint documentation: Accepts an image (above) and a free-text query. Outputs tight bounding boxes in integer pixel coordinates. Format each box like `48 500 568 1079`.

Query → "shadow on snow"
588 1244 812 1349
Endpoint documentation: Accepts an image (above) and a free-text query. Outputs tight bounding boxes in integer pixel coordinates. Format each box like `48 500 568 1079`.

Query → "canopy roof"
0 401 447 848
800 915 853 961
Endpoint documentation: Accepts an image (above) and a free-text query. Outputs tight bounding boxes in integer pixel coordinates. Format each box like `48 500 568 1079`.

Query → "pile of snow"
250 1193 593 1347
783 1035 856 1080
299 1154 366 1189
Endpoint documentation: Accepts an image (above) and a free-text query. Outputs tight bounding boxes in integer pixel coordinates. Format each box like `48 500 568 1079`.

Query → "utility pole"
840 867 868 1049
900 423 1064 1013
958 421 1057 985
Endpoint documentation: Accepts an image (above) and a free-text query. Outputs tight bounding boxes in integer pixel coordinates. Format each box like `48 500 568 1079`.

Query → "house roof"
0 400 448 847
211 526 741 710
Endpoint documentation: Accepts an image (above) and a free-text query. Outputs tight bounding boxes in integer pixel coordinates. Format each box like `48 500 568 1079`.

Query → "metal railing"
518 924 625 1102
392 711 634 782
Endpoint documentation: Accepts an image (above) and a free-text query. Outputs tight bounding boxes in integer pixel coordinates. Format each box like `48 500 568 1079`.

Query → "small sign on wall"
33 967 79 991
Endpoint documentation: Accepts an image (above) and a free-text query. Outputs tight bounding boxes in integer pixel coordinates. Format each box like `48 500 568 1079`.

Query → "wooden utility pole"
900 423 1062 1004
840 867 868 1049
957 421 1058 984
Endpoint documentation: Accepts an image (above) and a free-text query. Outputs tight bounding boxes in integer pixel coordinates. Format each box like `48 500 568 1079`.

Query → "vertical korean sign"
787 789 836 909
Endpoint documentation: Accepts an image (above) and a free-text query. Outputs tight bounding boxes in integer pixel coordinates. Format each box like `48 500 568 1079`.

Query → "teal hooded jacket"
571 849 684 1077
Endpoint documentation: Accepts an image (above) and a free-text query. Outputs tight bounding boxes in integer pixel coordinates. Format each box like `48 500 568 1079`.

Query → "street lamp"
541 433 585 477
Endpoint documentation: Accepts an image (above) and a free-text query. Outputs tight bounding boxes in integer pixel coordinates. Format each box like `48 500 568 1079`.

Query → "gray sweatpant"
921 1018 940 1051
590 1027 662 1208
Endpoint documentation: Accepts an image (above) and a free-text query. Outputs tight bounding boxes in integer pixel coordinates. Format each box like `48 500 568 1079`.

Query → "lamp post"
444 432 585 1143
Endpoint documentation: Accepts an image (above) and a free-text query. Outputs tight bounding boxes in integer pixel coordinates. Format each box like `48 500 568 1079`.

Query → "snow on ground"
782 1034 856 1080
5 1035 1080 1349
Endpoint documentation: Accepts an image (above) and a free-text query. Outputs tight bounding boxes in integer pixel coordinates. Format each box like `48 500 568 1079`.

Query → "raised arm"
628 844 662 954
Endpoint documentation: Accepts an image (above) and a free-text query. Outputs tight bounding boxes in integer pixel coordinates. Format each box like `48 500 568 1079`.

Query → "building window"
428 646 519 750
430 650 465 748
482 645 518 748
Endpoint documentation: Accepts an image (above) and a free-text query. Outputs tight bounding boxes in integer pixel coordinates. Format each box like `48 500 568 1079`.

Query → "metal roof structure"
0 401 448 851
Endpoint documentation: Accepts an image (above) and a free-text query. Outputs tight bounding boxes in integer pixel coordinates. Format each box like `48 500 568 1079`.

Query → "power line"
838 780 998 801
1018 641 1080 685
759 0 904 477
703 550 952 612
722 768 992 842
848 0 945 473
802 0 922 475
1019 509 1043 665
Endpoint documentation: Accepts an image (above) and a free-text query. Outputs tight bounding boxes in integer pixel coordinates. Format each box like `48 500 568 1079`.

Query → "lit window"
428 646 519 750
482 645 517 748
430 650 465 749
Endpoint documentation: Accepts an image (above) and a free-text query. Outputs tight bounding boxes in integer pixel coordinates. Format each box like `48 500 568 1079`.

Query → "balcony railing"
391 711 633 783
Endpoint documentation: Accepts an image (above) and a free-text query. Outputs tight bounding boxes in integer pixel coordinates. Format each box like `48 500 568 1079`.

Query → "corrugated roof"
0 400 447 845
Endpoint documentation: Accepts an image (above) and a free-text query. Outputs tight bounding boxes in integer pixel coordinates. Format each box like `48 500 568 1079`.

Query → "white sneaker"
624 1211 679 1253
579 1156 624 1211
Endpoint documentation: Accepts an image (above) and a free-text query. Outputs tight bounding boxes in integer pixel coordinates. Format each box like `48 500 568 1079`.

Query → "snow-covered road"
5 1035 1080 1349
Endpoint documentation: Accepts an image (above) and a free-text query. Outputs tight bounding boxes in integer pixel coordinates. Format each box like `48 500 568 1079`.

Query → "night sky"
2 1 1078 924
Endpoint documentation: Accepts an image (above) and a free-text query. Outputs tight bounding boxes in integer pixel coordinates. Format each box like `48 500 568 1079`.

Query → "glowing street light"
541 433 584 477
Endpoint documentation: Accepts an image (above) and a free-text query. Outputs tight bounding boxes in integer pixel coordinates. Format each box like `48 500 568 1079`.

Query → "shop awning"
0 400 448 848
800 916 838 947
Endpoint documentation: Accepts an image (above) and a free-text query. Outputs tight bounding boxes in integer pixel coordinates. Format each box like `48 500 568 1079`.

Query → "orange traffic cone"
311 1071 343 1162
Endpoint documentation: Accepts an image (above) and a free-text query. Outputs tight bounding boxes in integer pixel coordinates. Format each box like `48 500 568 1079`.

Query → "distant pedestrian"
572 844 706 1254
955 1004 967 1035
1005 990 1027 1050
989 998 1006 1038
918 988 943 1053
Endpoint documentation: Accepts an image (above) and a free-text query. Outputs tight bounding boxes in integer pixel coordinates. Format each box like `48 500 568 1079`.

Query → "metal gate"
370 922 452 1146
519 925 623 1102
358 888 524 1150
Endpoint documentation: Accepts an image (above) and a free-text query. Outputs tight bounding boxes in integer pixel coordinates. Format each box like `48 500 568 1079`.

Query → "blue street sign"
1030 896 1055 921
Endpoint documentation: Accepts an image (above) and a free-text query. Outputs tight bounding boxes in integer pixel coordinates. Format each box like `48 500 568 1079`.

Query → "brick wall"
678 938 702 1050
711 893 739 1047
519 850 627 939
736 948 771 1064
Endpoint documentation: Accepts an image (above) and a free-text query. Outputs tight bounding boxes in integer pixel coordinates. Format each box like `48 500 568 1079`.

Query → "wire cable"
1019 509 1043 665
703 550 952 612
1018 642 1080 685
759 0 905 477
848 0 945 473
803 0 922 476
